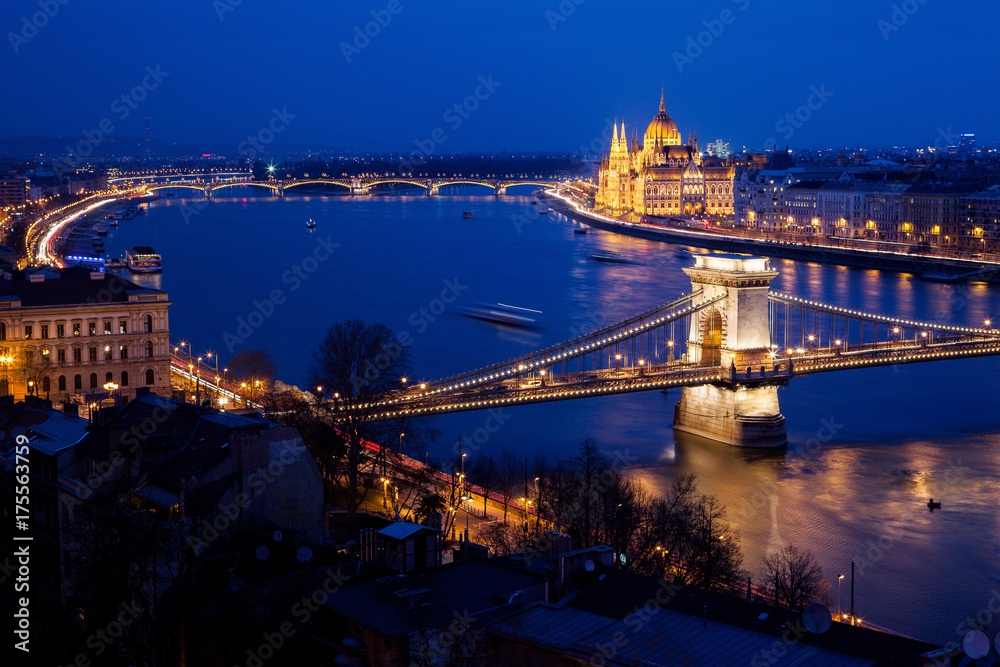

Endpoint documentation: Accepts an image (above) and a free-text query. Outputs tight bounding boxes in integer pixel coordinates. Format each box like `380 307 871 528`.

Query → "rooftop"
0 265 165 308
0 397 89 457
322 557 547 642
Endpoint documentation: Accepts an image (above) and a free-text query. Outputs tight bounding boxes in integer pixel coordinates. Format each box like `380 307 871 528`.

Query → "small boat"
538 204 550 214
589 250 629 264
462 211 473 219
927 498 941 510
305 219 317 229
573 228 588 235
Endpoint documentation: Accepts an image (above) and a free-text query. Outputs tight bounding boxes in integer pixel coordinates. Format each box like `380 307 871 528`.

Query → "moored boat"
126 246 162 273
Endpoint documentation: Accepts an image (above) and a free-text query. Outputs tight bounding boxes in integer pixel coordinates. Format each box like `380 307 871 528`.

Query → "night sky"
2 0 996 152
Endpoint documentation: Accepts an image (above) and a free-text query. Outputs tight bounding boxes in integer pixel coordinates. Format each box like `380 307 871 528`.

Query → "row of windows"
36 369 157 392
1 315 156 341
25 340 157 363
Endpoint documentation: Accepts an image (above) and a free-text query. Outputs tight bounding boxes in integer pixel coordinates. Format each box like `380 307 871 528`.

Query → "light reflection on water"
106 192 999 643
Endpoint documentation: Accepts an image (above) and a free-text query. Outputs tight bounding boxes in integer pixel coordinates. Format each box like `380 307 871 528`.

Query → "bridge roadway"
362 332 1000 420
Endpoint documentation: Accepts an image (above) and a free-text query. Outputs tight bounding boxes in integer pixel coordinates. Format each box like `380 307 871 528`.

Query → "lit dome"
645 91 681 146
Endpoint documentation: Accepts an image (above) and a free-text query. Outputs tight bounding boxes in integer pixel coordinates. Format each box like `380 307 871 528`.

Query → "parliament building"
596 92 734 218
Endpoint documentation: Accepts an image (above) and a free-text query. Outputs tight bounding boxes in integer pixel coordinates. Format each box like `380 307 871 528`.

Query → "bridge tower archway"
675 254 787 448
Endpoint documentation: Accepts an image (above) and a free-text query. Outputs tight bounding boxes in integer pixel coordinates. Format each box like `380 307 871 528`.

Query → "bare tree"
479 521 524 557
762 545 829 610
596 470 651 568
305 320 437 523
228 349 278 404
572 437 608 548
469 455 498 516
497 449 518 522
670 495 746 592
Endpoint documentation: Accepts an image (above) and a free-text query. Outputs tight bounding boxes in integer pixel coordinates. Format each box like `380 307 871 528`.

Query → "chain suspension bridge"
355 255 1000 447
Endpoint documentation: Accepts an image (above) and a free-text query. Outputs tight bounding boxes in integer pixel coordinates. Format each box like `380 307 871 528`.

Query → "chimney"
90 271 103 280
28 273 45 283
63 402 79 417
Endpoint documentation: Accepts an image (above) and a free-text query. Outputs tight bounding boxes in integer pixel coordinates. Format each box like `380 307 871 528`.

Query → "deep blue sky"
2 0 996 152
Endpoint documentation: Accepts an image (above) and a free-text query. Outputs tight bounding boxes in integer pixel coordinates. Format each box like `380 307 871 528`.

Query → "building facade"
596 92 734 218
963 188 1000 253
0 267 171 402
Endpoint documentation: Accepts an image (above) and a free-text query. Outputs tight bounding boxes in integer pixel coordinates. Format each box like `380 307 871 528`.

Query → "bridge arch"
145 184 206 193
281 179 353 192
210 181 280 194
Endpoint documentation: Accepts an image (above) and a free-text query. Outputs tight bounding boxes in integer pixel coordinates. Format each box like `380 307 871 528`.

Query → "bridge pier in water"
673 255 787 448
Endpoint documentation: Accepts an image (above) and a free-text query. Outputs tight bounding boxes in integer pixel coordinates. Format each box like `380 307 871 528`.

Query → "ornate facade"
596 92 735 218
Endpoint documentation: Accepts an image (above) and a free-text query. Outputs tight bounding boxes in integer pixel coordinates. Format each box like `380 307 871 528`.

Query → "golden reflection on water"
627 428 1000 643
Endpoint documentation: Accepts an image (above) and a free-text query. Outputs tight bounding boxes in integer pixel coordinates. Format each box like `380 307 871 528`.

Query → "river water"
103 188 1000 644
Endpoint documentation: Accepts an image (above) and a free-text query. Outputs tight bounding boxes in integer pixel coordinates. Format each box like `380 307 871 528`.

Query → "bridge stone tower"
674 254 787 448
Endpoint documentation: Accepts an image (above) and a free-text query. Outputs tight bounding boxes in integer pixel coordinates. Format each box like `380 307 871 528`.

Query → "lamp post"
838 574 844 619
0 355 11 395
205 350 219 405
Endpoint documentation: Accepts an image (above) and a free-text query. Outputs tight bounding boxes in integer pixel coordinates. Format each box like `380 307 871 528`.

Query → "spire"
694 128 699 153
659 86 666 113
621 121 626 147
612 120 619 150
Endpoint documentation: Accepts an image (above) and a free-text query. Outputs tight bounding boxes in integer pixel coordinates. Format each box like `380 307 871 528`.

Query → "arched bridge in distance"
109 172 563 198
350 255 1000 448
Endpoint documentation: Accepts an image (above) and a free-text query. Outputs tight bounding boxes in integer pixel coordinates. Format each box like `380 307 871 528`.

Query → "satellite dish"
273 530 283 542
802 603 832 634
964 630 989 659
296 546 313 563
584 559 595 572
255 545 270 561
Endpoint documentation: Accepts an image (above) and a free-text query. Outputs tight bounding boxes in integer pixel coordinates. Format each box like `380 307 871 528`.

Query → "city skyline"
2 0 997 152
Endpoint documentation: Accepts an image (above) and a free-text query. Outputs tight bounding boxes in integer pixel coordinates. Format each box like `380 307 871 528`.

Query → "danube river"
104 189 999 644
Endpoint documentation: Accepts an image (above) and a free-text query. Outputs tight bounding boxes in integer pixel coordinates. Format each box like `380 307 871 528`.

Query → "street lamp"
838 574 845 618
